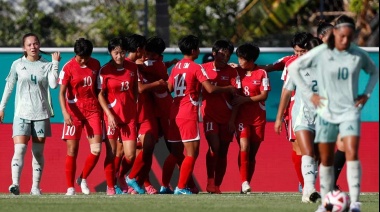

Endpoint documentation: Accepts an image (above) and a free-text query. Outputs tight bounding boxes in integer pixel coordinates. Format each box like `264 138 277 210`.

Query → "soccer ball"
324 190 350 212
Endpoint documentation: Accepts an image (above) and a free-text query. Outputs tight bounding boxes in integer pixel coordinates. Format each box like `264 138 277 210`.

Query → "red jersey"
235 66 270 125
168 58 208 121
201 62 239 123
271 55 296 71
98 60 138 123
281 56 297 121
136 68 156 123
59 57 101 112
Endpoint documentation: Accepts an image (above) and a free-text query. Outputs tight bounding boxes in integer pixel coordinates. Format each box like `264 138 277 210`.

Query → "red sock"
215 156 227 186
206 149 216 179
65 155 76 188
247 159 256 183
129 151 144 179
82 153 100 179
104 156 115 188
162 153 177 187
292 150 304 188
114 156 122 175
239 151 248 182
178 156 196 189
119 157 133 179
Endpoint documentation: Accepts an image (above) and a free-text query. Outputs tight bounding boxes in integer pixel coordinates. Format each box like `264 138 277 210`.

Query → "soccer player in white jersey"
281 37 323 203
0 33 60 195
288 15 379 212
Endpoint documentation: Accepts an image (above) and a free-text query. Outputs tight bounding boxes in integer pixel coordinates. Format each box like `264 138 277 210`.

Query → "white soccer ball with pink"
324 190 350 212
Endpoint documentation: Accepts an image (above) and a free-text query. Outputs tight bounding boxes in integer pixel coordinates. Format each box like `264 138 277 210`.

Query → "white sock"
11 144 27 185
302 155 316 192
347 160 361 203
319 164 334 205
32 143 45 189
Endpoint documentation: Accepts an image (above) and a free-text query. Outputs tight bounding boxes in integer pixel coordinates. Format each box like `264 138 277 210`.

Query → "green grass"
0 192 378 212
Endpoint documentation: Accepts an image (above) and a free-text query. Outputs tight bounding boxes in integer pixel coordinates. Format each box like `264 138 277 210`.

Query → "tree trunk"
155 0 170 47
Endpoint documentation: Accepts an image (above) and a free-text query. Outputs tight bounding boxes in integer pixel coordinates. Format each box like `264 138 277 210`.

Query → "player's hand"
136 58 144 65
354 94 369 109
274 118 282 135
52 52 61 61
310 94 325 108
157 79 167 87
232 95 248 106
229 63 239 68
107 114 118 129
63 112 73 126
0 110 4 123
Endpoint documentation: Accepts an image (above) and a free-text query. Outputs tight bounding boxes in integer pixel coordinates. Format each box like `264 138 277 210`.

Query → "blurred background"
0 0 378 47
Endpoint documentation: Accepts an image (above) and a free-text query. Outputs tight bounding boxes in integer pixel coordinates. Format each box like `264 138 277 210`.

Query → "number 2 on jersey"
173 73 186 97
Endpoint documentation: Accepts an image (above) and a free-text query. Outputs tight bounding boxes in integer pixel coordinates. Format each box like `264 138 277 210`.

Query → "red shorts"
235 122 265 142
104 119 137 141
61 112 102 140
137 118 158 141
168 118 200 142
203 116 234 142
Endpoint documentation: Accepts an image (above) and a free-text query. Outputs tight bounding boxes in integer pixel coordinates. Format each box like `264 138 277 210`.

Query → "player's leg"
236 123 251 194
247 125 264 186
333 134 345 189
204 119 220 193
214 124 233 194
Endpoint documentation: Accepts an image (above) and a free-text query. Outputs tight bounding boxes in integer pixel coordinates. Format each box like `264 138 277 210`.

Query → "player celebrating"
58 38 102 195
167 35 235 195
231 43 270 194
97 37 138 195
289 15 378 212
201 39 238 194
0 33 60 195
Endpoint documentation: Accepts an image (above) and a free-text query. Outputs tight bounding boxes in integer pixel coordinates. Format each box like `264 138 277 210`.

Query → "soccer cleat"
65 187 76 196
241 181 251 194
126 176 145 194
114 185 123 195
106 186 116 196
118 176 129 193
214 186 222 194
188 186 199 194
79 179 90 195
145 185 158 195
298 182 303 193
9 184 20 195
206 178 216 193
315 204 327 212
174 187 192 195
30 187 42 195
349 202 362 212
302 189 321 203
127 187 137 194
159 186 174 194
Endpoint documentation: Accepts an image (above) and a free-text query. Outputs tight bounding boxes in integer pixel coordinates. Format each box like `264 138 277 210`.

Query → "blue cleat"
159 186 174 194
114 185 123 195
126 176 145 194
298 182 303 193
174 187 192 195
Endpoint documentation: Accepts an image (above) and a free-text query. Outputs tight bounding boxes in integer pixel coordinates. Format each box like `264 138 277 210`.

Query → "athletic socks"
104 155 115 188
82 153 100 179
11 144 27 186
347 160 362 203
65 155 76 188
215 156 227 186
161 153 177 187
177 156 195 189
319 164 334 205
239 151 248 182
301 155 316 191
31 143 45 190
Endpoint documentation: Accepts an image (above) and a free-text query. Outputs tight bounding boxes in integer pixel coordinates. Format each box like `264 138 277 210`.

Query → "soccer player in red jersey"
167 35 235 195
97 37 138 195
201 39 238 194
58 38 102 195
230 43 270 194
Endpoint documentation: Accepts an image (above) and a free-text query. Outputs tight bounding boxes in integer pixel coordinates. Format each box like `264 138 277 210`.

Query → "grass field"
0 192 378 212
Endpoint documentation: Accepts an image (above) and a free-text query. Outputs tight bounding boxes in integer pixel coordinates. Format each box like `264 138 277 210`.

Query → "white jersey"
0 56 59 120
288 43 378 123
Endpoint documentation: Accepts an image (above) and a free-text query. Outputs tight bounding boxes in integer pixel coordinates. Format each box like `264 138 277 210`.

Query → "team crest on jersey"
130 72 135 77
92 70 97 75
220 76 229 80
252 80 261 85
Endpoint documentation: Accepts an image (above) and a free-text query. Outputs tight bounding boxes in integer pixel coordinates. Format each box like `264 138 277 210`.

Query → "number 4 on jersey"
174 73 186 97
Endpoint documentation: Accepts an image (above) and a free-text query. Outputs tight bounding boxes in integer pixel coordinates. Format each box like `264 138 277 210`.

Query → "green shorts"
12 116 52 138
315 116 360 143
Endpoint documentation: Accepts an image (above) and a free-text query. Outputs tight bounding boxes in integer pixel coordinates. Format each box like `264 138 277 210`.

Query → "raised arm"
48 52 61 89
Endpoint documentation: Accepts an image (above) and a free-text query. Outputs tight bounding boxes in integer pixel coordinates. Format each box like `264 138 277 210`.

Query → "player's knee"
90 143 102 155
32 143 45 160
14 144 27 156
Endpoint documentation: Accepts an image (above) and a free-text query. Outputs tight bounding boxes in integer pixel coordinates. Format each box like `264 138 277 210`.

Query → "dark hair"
327 15 355 50
74 38 93 57
212 39 234 55
145 36 166 55
306 37 323 50
108 37 128 53
125 34 146 52
202 53 214 63
22 33 49 57
236 43 260 62
178 35 199 55
317 21 333 38
291 32 313 49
